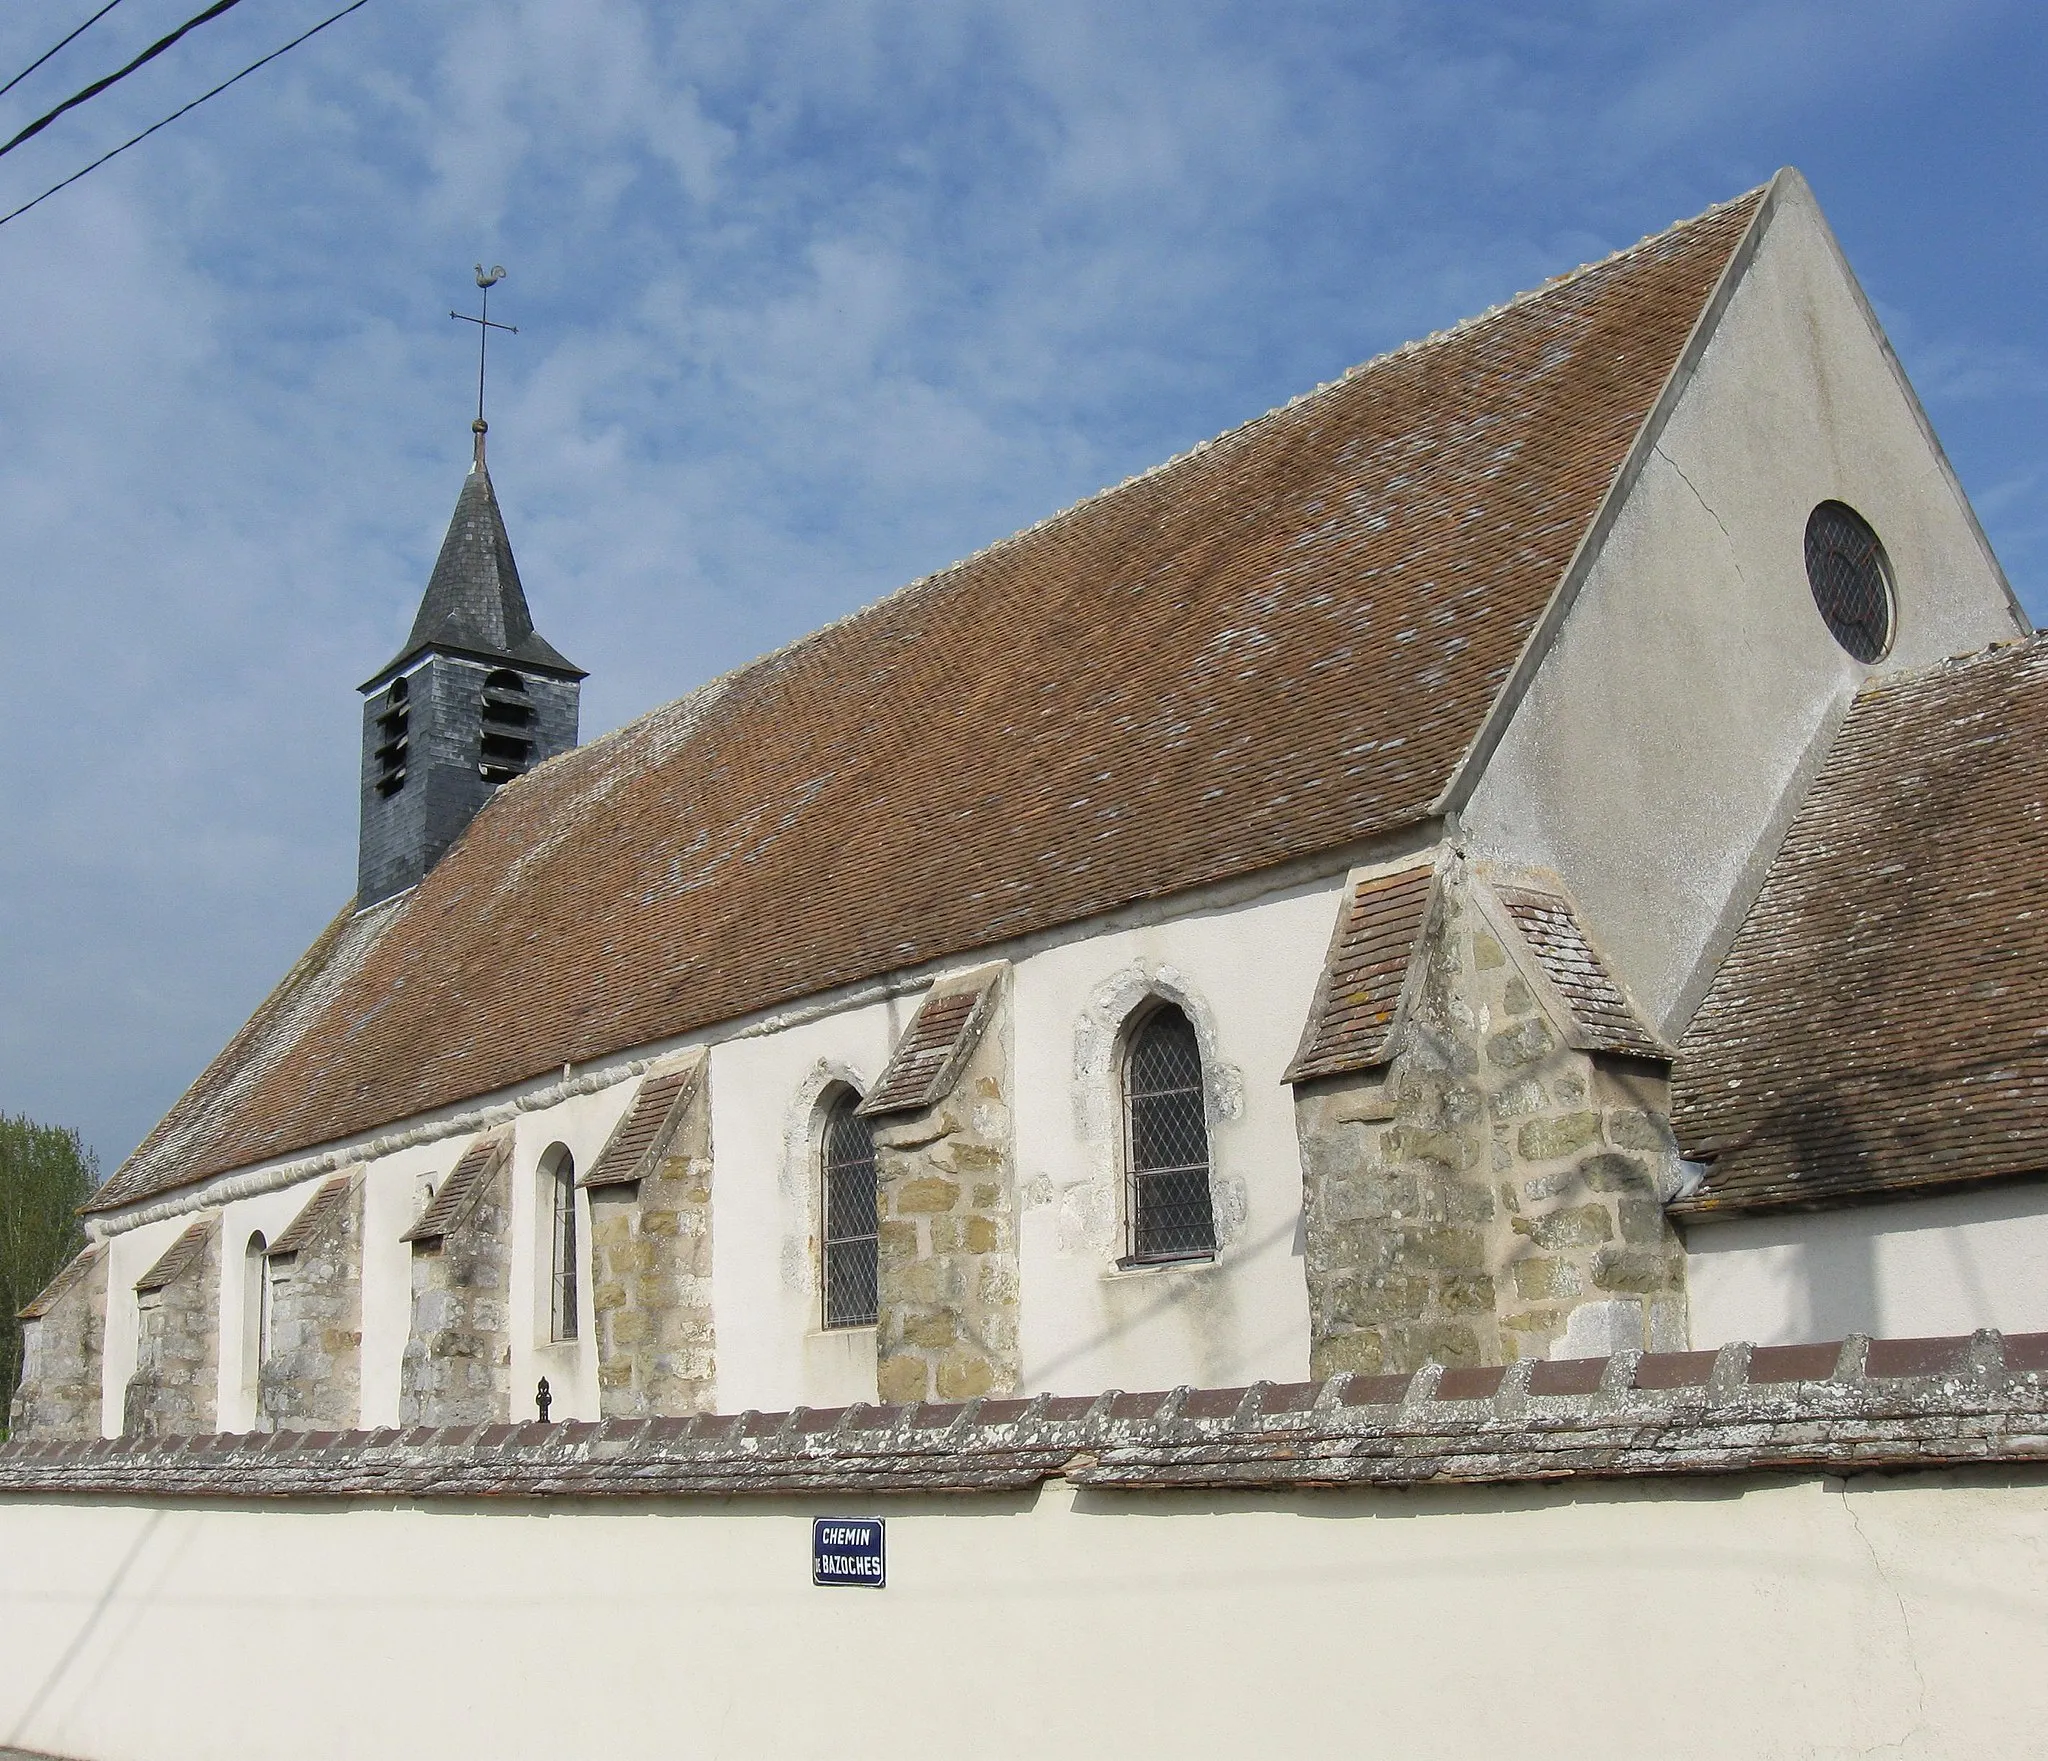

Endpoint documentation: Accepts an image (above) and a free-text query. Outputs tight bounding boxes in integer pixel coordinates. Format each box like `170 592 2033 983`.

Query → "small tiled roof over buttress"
1673 638 2048 1215
860 973 1001 1116
1287 864 1439 1082
93 185 1768 1215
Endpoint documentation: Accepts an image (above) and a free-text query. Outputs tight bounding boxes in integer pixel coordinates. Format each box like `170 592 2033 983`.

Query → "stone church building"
6 169 2048 1760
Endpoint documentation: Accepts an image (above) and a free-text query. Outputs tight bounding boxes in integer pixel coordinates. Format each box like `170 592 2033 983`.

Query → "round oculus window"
1804 501 1894 663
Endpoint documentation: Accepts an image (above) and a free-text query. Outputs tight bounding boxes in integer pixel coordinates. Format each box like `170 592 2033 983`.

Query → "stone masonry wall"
123 1223 221 1438
8 1249 108 1443
1295 865 1687 1376
589 1086 715 1419
259 1181 364 1432
399 1168 511 1427
872 983 1019 1404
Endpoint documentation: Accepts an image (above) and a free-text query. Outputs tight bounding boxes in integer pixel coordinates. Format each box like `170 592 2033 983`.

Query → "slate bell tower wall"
355 443 582 909
357 655 580 905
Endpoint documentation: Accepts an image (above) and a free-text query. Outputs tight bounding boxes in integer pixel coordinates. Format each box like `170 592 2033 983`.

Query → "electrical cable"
0 0 372 230
0 0 250 163
0 0 130 102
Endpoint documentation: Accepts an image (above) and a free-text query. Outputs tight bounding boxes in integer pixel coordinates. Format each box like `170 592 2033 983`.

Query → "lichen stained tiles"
859 977 999 1117
1287 864 1440 1083
1492 884 1667 1060
580 1060 702 1190
97 186 1769 1213
1673 637 2048 1215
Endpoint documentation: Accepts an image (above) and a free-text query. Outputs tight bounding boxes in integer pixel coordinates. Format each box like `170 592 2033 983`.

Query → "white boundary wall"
3 1471 2047 1759
1687 1184 2048 1348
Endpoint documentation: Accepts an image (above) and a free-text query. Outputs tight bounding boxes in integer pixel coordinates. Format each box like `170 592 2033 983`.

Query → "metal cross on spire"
451 264 517 467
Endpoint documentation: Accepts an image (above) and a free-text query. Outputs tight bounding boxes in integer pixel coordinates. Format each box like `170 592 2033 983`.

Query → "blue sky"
0 0 2042 1174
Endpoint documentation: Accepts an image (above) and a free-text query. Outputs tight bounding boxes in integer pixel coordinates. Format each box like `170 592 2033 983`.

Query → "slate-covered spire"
370 422 584 686
354 422 584 908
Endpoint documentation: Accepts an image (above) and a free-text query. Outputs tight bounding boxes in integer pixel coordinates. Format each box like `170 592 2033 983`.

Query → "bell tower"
355 418 583 907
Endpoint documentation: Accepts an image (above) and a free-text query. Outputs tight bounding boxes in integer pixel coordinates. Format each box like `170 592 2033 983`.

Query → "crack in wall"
1836 1476 1930 1758
1653 442 1746 586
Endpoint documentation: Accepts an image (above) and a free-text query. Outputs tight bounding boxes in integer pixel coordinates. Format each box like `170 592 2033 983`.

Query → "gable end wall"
1460 172 2025 1040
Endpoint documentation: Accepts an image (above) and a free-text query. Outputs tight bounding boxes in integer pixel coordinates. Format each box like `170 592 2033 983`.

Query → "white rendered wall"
1009 875 1333 1397
1686 1183 2048 1347
708 997 900 1413
504 1079 639 1423
1463 174 2024 1039
2 1472 2045 1761
95 1213 193 1437
703 871 1338 1413
79 866 1349 1428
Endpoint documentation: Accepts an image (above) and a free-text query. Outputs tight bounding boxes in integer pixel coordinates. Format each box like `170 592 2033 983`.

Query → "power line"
0 0 373 231
0 0 251 163
0 1 130 102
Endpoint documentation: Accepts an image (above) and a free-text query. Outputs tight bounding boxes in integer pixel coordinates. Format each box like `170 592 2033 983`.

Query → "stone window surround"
780 1058 879 1332
1068 963 1249 1278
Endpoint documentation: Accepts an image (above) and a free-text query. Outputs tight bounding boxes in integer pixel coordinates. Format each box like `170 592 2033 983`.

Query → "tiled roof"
1673 638 2048 1215
266 1174 354 1258
1493 884 1667 1060
858 974 1000 1116
16 1245 100 1321
1287 863 1439 1082
90 901 399 1215
96 185 1767 1214
580 1060 702 1190
3 1332 2044 1497
399 1136 505 1245
134 1219 214 1294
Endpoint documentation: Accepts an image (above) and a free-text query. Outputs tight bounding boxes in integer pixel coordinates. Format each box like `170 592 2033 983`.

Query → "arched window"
821 1091 878 1329
542 1144 578 1342
242 1231 271 1391
1124 1004 1217 1263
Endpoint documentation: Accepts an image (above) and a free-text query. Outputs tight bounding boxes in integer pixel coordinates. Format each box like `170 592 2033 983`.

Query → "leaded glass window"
1805 501 1895 663
1125 1004 1217 1262
822 1093 879 1328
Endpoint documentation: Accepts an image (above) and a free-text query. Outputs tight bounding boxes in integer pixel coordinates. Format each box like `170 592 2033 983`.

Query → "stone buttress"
10 1244 108 1442
399 1135 513 1426
580 1054 716 1419
122 1217 222 1437
863 967 1019 1405
1290 856 1688 1375
259 1174 364 1431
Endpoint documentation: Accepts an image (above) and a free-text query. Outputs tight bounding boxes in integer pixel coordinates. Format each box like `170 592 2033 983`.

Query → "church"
4 169 2047 1760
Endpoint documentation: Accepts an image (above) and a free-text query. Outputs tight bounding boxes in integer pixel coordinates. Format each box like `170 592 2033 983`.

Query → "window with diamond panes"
1804 501 1895 663
822 1092 879 1328
1125 1004 1217 1262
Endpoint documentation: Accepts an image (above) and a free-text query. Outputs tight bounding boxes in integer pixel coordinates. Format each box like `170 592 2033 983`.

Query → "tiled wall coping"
4 1332 2045 1500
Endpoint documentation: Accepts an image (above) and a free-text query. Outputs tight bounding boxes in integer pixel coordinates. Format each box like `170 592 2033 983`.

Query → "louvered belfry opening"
1125 1004 1217 1262
1804 500 1895 664
822 1092 879 1328
373 675 409 797
480 669 537 784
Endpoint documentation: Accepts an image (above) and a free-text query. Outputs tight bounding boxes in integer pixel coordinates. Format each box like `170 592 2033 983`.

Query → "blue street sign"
813 1517 886 1587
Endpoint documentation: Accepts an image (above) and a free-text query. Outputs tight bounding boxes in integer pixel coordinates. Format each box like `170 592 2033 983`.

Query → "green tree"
0 1114 97 1424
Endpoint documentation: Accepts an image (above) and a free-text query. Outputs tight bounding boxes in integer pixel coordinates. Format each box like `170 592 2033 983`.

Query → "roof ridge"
551 183 1775 765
